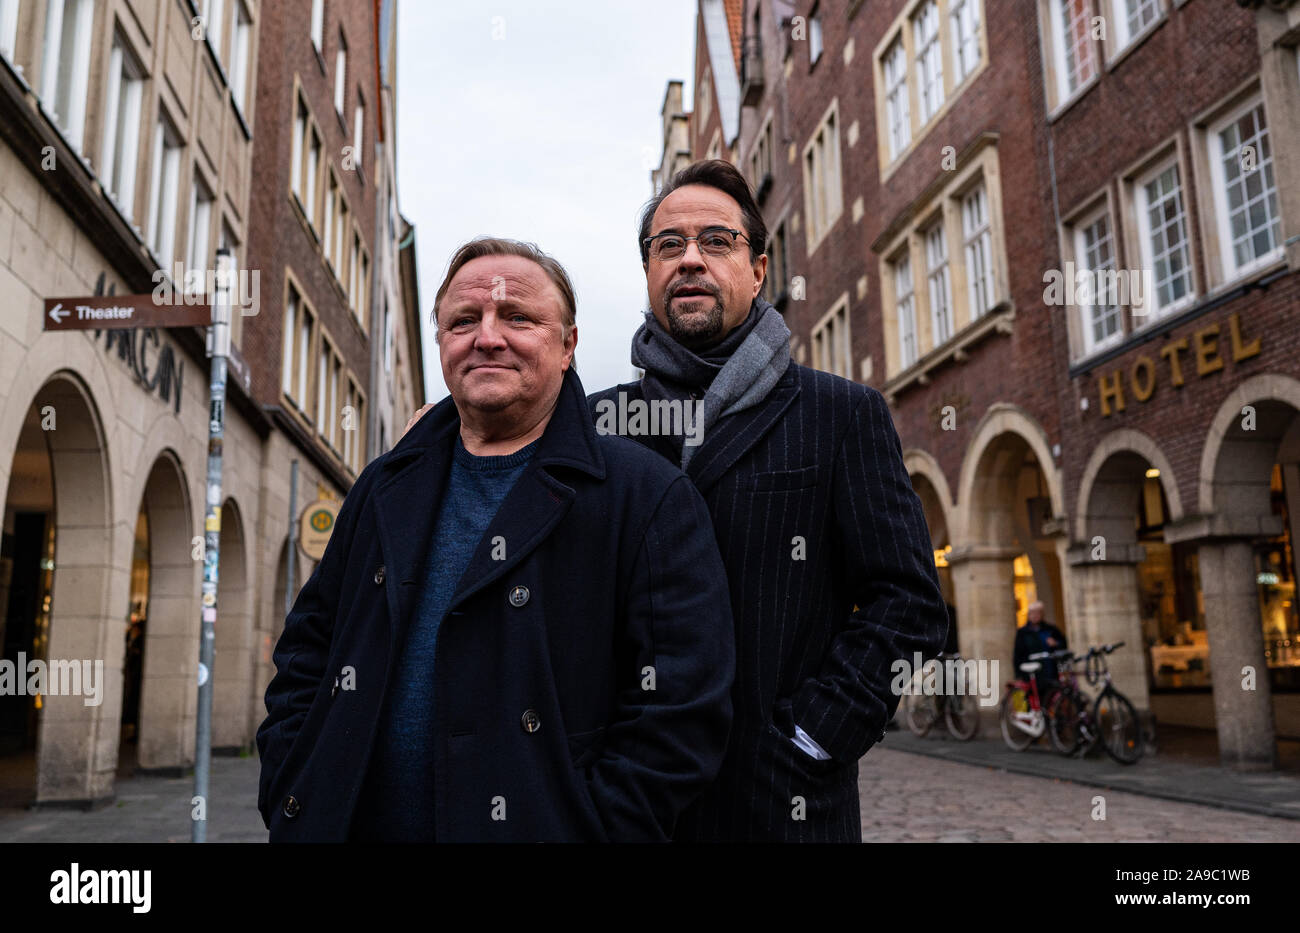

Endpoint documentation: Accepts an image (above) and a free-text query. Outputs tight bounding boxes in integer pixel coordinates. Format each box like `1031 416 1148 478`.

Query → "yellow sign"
1097 312 1261 417
298 499 339 561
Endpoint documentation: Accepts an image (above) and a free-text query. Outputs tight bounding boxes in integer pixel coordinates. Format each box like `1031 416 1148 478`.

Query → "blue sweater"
350 435 538 841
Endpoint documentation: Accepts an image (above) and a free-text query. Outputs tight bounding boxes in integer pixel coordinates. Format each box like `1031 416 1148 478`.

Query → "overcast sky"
395 0 698 406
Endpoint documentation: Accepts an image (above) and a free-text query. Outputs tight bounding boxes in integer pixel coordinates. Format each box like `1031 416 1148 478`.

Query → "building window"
343 378 363 472
884 37 910 160
0 0 18 61
306 125 321 229
925 221 953 345
1208 99 1282 280
323 173 337 267
229 0 252 115
100 36 144 222
316 340 330 436
950 0 981 84
334 33 347 115
962 183 993 319
291 95 321 230
200 0 224 61
41 0 95 153
1111 0 1161 54
895 252 918 369
1047 0 1097 106
1135 161 1193 317
283 286 315 413
145 116 182 269
750 117 772 193
812 298 849 378
809 3 823 65
913 1 944 124
766 221 788 304
1074 209 1122 354
310 0 324 53
802 101 843 252
186 175 214 288
353 99 364 170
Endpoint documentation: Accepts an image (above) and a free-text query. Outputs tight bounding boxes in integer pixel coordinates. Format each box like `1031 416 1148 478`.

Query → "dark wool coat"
257 367 736 841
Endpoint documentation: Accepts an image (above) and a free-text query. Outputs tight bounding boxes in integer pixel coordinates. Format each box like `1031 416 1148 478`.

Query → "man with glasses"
404 161 947 842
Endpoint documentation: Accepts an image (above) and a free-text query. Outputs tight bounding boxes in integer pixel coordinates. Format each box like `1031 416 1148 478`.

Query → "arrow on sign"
48 303 68 325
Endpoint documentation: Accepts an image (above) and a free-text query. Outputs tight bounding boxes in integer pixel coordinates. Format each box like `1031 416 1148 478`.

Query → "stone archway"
905 449 956 641
1192 376 1300 769
133 452 198 774
0 372 116 805
212 497 254 751
1071 428 1185 717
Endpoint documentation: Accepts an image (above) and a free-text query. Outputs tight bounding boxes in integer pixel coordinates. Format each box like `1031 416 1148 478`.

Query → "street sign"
42 295 212 331
299 499 340 561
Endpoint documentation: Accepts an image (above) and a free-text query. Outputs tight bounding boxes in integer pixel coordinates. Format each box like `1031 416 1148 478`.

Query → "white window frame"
353 99 364 170
925 220 954 346
297 300 312 408
913 0 944 124
1133 157 1195 319
884 37 910 161
812 297 850 378
895 251 918 370
1109 0 1162 57
41 0 95 153
322 173 336 266
310 0 324 53
1047 0 1097 107
145 116 182 270
100 36 144 222
229 0 252 115
961 182 993 320
305 126 321 228
950 0 982 85
802 99 843 253
334 33 347 115
201 0 225 62
1206 95 1283 283
809 4 823 65
0 0 20 60
1073 205 1124 356
186 174 214 289
282 290 298 397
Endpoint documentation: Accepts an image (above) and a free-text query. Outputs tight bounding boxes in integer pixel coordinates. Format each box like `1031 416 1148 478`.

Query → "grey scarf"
630 295 791 468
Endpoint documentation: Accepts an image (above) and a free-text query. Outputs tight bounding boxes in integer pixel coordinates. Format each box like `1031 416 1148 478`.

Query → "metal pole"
285 459 299 619
193 249 232 843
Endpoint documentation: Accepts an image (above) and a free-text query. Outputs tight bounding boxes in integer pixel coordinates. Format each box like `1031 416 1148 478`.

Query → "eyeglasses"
643 226 750 262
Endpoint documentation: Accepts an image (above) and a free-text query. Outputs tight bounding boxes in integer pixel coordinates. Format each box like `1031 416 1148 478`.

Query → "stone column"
1065 544 1150 714
948 545 1019 738
1197 539 1278 770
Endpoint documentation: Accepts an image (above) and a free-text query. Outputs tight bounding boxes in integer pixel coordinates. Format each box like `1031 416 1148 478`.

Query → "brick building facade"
666 0 1300 768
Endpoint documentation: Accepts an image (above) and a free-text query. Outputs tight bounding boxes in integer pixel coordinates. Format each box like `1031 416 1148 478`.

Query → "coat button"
282 795 300 818
508 585 529 607
374 565 385 585
521 709 541 733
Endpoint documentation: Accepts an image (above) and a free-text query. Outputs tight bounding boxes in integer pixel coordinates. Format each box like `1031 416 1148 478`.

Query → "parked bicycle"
998 648 1071 751
903 652 980 740
1047 641 1144 764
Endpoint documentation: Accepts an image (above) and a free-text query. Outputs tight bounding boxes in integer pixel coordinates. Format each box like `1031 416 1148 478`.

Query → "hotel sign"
1096 312 1261 417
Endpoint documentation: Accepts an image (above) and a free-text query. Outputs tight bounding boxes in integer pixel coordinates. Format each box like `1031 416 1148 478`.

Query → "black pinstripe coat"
589 361 948 842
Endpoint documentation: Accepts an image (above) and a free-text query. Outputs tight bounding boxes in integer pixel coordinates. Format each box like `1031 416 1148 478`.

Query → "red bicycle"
998 649 1071 750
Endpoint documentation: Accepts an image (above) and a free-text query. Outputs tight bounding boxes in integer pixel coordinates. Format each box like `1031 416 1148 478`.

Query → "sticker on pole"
299 499 339 561
198 662 209 687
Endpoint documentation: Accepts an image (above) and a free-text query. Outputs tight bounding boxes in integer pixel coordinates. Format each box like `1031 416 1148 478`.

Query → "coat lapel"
371 367 605 634
685 361 800 495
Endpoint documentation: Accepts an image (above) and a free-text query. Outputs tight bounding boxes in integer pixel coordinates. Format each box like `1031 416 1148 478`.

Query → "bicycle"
903 652 980 740
998 649 1069 751
1048 641 1144 764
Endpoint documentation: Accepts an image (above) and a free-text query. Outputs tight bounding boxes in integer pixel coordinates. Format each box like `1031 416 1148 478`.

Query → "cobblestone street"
859 746 1300 843
1 744 1297 843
